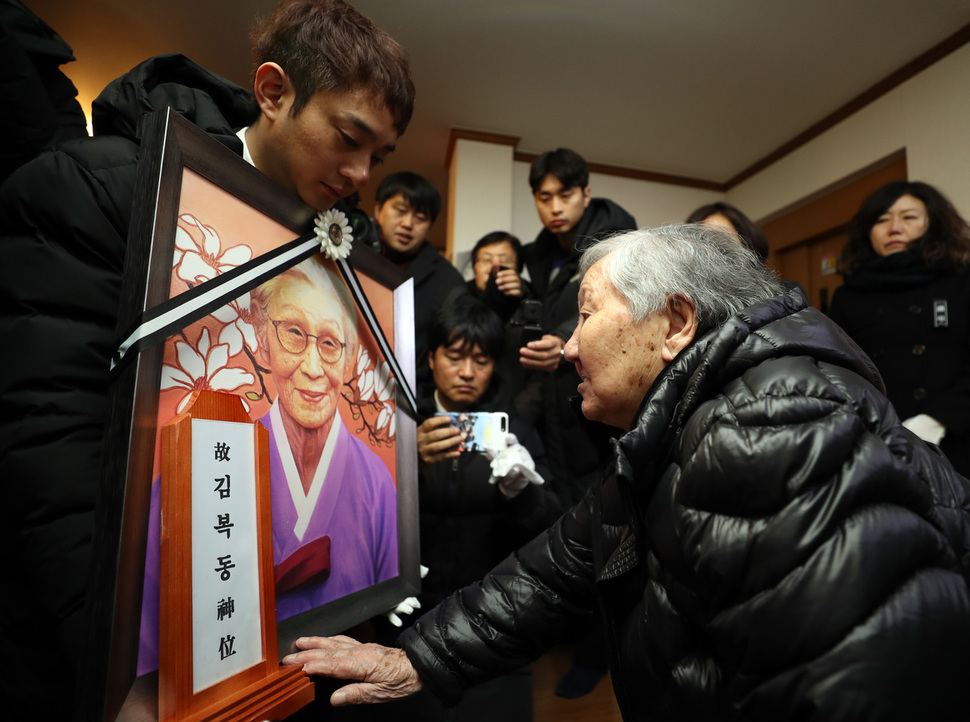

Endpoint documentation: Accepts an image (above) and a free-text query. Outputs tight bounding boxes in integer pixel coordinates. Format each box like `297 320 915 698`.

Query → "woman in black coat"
829 180 970 477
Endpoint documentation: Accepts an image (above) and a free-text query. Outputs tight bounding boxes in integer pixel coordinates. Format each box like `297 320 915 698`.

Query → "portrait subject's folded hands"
282 635 423 706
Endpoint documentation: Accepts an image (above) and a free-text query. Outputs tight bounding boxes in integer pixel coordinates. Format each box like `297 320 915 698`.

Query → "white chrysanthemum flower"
315 208 353 260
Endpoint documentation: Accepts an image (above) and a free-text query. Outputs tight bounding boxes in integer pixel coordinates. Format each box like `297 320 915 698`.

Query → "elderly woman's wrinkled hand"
281 635 423 706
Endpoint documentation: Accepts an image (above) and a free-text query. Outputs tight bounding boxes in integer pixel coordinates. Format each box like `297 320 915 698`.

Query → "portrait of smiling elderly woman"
136 255 399 676
250 254 398 620
282 225 970 721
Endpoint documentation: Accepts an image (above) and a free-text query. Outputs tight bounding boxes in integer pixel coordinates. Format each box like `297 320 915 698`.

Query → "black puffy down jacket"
0 54 252 720
400 289 970 721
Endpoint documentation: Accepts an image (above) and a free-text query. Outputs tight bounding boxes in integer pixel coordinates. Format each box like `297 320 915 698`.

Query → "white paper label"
191 418 262 692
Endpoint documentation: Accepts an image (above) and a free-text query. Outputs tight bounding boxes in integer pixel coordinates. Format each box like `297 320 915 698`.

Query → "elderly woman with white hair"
283 225 970 720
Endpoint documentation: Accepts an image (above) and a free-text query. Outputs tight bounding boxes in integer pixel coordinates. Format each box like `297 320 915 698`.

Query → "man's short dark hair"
470 231 524 273
250 0 415 133
375 171 442 223
528 147 589 193
428 295 504 361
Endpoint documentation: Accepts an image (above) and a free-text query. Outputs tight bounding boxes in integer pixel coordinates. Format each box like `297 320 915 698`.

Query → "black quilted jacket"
400 289 970 720
0 54 252 720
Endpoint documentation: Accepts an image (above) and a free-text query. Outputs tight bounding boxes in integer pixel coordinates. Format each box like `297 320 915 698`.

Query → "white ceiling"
31 0 970 191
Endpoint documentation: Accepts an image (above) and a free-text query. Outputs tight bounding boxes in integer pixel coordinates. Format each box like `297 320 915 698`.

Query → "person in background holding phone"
468 231 526 319
396 295 559 722
464 231 539 403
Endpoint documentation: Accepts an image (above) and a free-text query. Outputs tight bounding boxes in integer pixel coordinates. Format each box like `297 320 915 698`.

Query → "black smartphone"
517 299 544 346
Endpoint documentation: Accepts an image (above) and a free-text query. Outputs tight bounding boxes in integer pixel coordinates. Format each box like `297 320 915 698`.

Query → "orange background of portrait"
150 169 398 483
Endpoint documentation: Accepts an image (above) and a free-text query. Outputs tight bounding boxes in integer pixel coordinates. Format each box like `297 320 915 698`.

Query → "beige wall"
494 42 970 245
729 42 970 223
448 148 721 277
448 139 516 274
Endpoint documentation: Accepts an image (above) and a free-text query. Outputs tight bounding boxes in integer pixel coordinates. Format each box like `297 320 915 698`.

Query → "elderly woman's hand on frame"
282 635 423 706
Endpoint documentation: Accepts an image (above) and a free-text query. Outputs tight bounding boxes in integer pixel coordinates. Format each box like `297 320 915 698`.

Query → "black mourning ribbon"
110 232 418 417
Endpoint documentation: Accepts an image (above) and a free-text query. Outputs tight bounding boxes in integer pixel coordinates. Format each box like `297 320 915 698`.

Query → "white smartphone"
435 411 509 453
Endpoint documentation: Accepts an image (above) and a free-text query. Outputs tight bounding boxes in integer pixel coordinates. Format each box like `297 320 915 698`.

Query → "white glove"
383 566 428 627
486 433 544 498
902 414 946 445
385 596 421 627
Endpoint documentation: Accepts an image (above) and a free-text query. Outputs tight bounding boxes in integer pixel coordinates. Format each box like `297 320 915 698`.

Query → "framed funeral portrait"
80 109 420 722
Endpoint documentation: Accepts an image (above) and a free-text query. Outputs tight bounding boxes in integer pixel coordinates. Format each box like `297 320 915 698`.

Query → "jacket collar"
616 287 879 496
600 288 882 582
91 53 253 149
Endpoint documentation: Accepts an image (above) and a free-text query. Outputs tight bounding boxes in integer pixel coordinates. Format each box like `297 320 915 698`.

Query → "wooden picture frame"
157 390 314 722
79 109 420 722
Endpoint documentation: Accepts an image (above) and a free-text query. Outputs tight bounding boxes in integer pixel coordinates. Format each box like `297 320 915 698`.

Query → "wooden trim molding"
512 151 725 191
726 21 970 189
446 22 970 194
445 128 520 168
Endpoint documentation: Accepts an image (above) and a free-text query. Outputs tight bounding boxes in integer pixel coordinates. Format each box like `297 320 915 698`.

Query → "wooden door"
776 230 847 314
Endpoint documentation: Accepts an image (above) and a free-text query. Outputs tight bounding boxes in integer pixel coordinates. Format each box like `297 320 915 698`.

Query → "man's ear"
661 293 697 363
253 62 291 122
582 186 592 209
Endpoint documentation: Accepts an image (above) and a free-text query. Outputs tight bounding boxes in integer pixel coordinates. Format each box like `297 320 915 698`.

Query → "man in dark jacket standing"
0 2 414 719
372 171 467 378
518 147 636 506
283 225 970 721
517 147 636 697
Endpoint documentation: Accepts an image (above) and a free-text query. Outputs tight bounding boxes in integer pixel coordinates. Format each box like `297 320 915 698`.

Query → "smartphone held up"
435 411 509 453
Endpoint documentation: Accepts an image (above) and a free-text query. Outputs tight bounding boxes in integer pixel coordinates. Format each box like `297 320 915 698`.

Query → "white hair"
251 254 359 349
580 224 786 332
